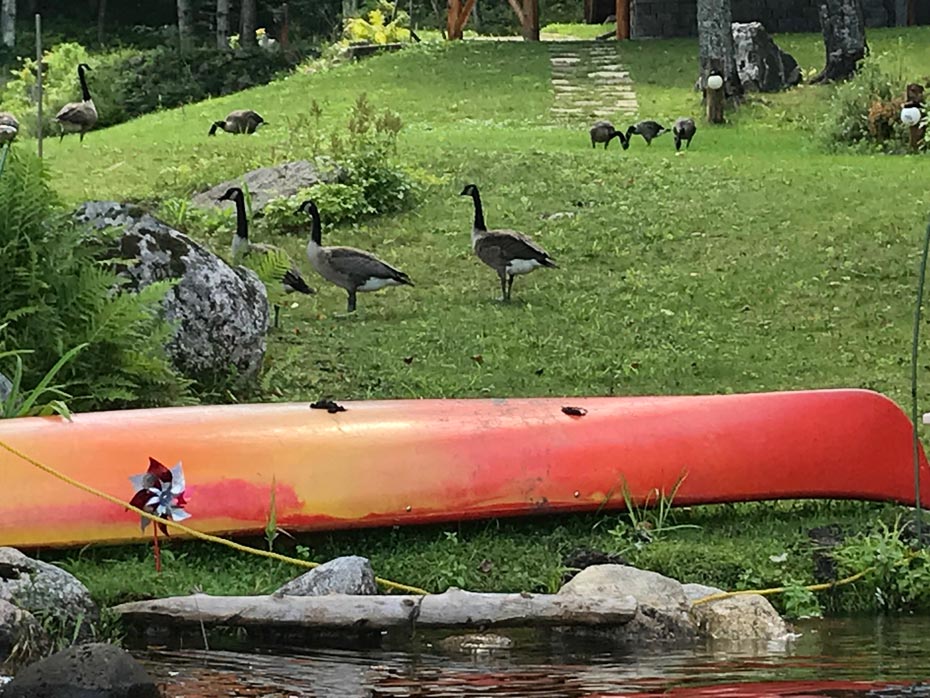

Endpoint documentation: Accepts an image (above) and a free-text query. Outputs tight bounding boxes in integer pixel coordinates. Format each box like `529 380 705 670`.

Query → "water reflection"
141 617 930 697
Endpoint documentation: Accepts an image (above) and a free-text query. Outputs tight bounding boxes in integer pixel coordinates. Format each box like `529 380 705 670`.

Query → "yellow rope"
0 438 428 596
691 566 875 606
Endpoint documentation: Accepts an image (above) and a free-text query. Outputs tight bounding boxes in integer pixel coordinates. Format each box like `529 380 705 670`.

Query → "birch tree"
216 0 230 49
1 0 16 49
240 0 257 48
811 0 867 83
696 0 740 95
177 0 193 53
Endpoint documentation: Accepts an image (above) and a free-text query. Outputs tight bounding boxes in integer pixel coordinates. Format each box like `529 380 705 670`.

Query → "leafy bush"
0 149 190 411
818 55 915 152
257 94 417 235
343 1 411 45
1 42 302 134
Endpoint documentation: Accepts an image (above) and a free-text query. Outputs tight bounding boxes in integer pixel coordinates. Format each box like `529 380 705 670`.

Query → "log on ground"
112 588 637 631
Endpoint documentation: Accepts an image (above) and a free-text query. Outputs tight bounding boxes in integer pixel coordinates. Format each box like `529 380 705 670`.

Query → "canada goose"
218 187 315 329
54 64 97 143
589 120 629 150
0 112 19 145
208 110 266 136
297 200 413 314
460 184 557 303
673 117 697 151
625 120 667 146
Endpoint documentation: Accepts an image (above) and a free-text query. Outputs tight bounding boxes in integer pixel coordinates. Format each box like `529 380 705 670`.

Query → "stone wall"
631 0 898 39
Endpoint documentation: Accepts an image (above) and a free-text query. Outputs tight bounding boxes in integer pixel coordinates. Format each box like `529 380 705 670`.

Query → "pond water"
139 617 930 698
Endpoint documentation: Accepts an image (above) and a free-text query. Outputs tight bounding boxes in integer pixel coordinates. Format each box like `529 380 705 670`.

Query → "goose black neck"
470 190 487 232
78 67 91 102
233 196 248 240
309 206 322 245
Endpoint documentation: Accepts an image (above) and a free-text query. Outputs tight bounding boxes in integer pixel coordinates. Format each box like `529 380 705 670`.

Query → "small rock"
0 599 50 669
3 642 160 698
436 633 514 654
276 556 378 596
689 593 791 641
192 160 340 214
0 548 98 642
731 22 801 92
559 565 696 643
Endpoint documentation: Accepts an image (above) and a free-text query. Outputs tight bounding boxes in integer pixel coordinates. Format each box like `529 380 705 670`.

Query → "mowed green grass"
29 28 930 608
42 29 930 408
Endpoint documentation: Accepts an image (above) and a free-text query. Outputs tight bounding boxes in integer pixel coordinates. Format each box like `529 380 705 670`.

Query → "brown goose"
0 112 18 145
297 199 413 313
460 184 557 303
625 120 667 146
673 117 697 151
208 110 266 136
589 120 629 150
54 64 97 143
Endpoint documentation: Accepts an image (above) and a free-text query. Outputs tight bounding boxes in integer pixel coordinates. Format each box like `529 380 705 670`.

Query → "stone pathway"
548 42 639 123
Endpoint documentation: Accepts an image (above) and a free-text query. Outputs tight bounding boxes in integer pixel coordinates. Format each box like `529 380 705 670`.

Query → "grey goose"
625 120 667 146
54 64 98 143
209 110 266 136
673 117 697 151
297 199 413 314
589 120 629 150
218 187 315 328
460 183 557 303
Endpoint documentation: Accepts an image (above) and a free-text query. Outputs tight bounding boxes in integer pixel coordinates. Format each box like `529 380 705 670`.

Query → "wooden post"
35 13 42 159
705 68 725 124
905 83 925 152
616 0 630 39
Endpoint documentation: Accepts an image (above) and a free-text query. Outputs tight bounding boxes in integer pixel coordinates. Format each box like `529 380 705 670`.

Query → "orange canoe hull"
0 389 926 548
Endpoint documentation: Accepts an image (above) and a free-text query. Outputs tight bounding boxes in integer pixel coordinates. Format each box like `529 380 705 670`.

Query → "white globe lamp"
901 105 922 126
706 74 724 91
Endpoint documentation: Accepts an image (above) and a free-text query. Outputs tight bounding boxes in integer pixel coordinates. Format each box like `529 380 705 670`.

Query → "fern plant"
0 148 190 411
343 1 411 45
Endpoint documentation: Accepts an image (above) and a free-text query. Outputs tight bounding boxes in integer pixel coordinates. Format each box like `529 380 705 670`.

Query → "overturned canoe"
0 388 926 548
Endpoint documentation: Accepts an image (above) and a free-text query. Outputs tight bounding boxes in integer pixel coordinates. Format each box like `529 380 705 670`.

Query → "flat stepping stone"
548 44 639 122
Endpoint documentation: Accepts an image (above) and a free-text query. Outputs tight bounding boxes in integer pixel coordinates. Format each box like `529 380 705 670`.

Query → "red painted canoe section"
0 389 925 548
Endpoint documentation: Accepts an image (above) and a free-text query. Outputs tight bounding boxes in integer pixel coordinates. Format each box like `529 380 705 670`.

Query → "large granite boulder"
731 22 801 92
275 556 379 596
3 642 160 698
76 202 269 382
0 548 98 643
558 564 696 643
192 159 340 214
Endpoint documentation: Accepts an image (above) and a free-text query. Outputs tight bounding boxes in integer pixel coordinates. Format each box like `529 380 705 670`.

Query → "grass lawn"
24 27 930 615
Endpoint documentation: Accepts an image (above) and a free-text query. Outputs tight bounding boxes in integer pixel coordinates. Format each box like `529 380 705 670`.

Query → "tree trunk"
811 0 867 83
177 0 193 53
1 0 16 49
113 589 637 632
96 0 107 46
216 0 229 49
696 0 740 97
240 0 257 48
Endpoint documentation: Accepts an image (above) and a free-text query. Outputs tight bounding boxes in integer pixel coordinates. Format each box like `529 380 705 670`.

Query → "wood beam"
447 0 461 39
616 0 630 39
506 0 525 25
447 0 476 39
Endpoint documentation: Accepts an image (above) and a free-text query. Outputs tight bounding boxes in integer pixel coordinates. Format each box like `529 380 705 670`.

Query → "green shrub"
0 148 190 411
1 42 301 134
818 55 914 152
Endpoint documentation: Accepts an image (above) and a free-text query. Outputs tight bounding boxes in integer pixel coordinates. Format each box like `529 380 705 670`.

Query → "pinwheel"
128 458 190 572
